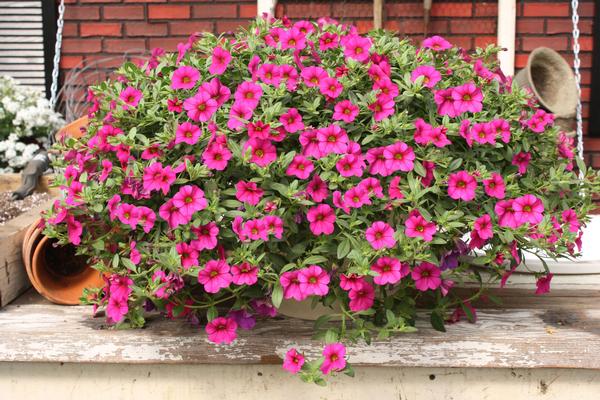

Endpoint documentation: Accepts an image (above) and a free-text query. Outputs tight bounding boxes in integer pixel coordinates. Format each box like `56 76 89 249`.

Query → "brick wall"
58 0 598 166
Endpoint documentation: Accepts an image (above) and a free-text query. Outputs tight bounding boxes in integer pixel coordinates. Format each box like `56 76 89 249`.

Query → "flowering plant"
43 17 599 384
0 76 63 172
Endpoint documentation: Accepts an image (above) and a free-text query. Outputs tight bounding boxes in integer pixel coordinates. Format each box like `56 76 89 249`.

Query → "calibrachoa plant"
43 17 599 384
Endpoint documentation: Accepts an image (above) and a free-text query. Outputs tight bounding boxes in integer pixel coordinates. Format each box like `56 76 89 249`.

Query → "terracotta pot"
23 221 104 305
56 116 89 141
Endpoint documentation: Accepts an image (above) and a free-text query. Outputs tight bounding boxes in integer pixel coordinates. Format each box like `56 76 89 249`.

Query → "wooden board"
1 291 600 369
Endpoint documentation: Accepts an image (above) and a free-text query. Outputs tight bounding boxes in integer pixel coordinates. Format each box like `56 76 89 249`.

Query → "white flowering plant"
0 76 63 172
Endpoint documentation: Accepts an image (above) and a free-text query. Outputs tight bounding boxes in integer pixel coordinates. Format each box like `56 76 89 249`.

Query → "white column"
257 0 276 18
497 0 516 76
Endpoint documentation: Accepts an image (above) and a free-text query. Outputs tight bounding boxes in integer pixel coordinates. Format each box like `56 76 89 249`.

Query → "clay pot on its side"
23 221 103 305
55 116 89 141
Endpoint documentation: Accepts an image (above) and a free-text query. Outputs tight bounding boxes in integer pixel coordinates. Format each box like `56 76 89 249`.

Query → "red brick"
148 37 184 52
474 2 497 17
79 0 121 3
148 5 190 20
578 36 594 52
285 3 331 18
103 5 144 20
239 4 257 18
80 23 122 37
216 20 251 34
62 22 78 37
83 55 127 69
64 5 100 21
169 21 214 36
447 36 472 50
60 55 83 69
126 22 168 37
274 3 285 18
355 20 373 34
515 53 529 69
581 87 591 102
62 39 102 54
431 3 472 17
523 3 569 17
579 2 595 16
386 3 423 17
332 2 371 18
521 36 568 52
391 19 448 35
474 36 497 48
516 19 544 34
450 18 496 34
104 39 146 53
192 4 237 19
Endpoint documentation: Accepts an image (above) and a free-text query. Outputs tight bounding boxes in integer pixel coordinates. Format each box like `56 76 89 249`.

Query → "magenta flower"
344 185 371 208
106 296 128 324
280 270 307 301
340 273 366 291
365 221 397 250
235 180 264 206
512 151 531 174
167 97 183 113
374 77 399 98
243 218 269 241
264 215 284 239
302 66 329 89
300 129 324 158
562 209 580 233
405 212 437 242
358 177 384 199
172 185 207 216
319 32 339 51
200 77 231 106
535 273 553 295
191 221 219 250
280 107 305 133
333 190 350 214
286 155 314 179
336 154 365 177
119 86 142 109
247 120 271 139
317 124 348 155
116 203 140 229
368 94 395 121
245 138 277 167
495 199 520 228
298 265 330 296
175 122 201 145
176 242 199 269
171 65 200 90
159 199 189 229
513 194 544 225
198 260 232 294
228 102 253 131
280 64 299 90
348 281 375 312
471 122 496 145
473 214 494 240
447 171 477 201
283 348 305 374
411 65 441 88
183 90 218 122
411 262 442 291
389 176 404 200
384 141 415 172
307 204 336 236
306 174 329 203
365 147 390 176
434 88 457 117
343 35 371 62
202 142 232 171
66 214 82 245
422 35 452 51
321 342 347 375
490 118 511 143
129 241 141 265
483 173 506 199
141 144 163 160
527 109 554 133
99 159 112 182
258 63 282 86
452 82 483 114
319 77 343 98
209 46 232 75
333 100 359 123
281 27 306 50
234 81 263 110
231 262 259 285
205 317 237 344
371 256 406 285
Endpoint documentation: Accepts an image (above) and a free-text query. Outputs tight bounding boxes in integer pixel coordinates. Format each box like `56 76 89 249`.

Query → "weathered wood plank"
1 298 599 369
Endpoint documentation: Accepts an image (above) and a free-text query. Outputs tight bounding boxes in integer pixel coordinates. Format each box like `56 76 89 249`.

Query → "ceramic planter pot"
56 116 88 140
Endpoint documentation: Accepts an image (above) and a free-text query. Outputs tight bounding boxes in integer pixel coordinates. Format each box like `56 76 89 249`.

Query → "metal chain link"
50 0 65 110
571 0 584 160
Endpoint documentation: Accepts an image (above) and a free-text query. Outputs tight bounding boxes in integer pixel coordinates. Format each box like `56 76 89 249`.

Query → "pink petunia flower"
176 242 199 269
129 241 141 265
183 91 218 122
412 262 442 291
344 185 371 208
374 77 399 98
384 141 415 172
535 273 553 295
171 65 200 90
348 281 375 311
264 215 284 239
99 159 112 182
209 46 232 75
368 94 395 121
283 348 305 374
319 32 339 51
333 190 351 214
234 81 263 110
340 273 366 291
231 262 259 285
159 199 189 229
198 260 232 293
258 63 282 86
141 144 163 160
137 206 156 233
247 120 271 139
280 27 307 50
299 129 324 159
527 109 554 133
358 177 384 199
167 97 183 113
280 270 307 301
422 35 452 51
434 88 457 117
280 64 299 91
365 147 390 176
483 172 506 199
307 204 336 235
495 199 520 228
473 214 494 240
298 265 330 296
447 171 477 201
365 221 397 250
562 208 580 233
235 181 264 206
336 154 365 177
116 203 140 229
301 66 328 88
319 77 343 98
371 256 407 285
106 296 128 324
119 86 142 109
306 174 329 202
191 221 219 250
452 82 483 114
66 214 83 245
405 211 437 242
243 218 269 241
333 100 359 123
205 317 237 344
513 194 544 225
245 138 277 167
321 342 347 375
317 124 348 155
343 35 372 62
228 102 253 131
411 65 441 88
389 176 404 200
512 151 531 174
280 107 305 133
172 185 207 216
286 155 314 179
471 122 495 145
175 122 201 145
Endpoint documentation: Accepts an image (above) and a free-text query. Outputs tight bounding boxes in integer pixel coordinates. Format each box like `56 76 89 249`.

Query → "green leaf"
112 253 120 269
448 158 463 171
206 306 218 322
460 302 476 323
430 312 446 332
121 258 137 272
413 160 426 177
324 328 338 343
336 239 351 259
271 284 283 308
92 240 104 251
303 255 328 266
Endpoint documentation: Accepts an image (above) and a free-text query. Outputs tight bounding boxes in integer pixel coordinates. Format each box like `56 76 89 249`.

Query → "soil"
0 191 52 226
44 239 88 277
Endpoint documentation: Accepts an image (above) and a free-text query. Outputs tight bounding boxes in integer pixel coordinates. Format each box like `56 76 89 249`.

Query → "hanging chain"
571 0 583 160
50 0 65 110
